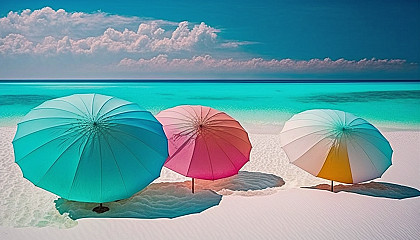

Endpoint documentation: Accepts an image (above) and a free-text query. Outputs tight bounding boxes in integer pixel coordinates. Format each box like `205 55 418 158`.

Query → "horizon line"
0 79 419 83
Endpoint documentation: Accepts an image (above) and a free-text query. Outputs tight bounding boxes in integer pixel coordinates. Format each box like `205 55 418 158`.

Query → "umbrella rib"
32 107 86 118
280 124 335 134
206 119 241 127
100 110 150 122
350 122 375 128
110 117 163 126
206 119 238 124
351 132 392 160
160 122 193 127
208 125 252 143
314 134 340 178
202 107 213 122
347 117 363 126
353 129 393 145
206 128 251 146
199 106 203 122
156 116 189 121
105 133 155 178
108 127 167 158
353 127 387 133
286 132 338 162
207 128 250 147
98 131 103 201
95 96 114 119
354 127 390 140
163 125 194 135
202 136 215 180
286 118 329 125
281 129 333 148
17 116 79 125
13 122 77 141
185 136 199 178
101 134 129 198
206 112 225 122
166 134 196 164
35 131 90 186
353 129 391 144
300 112 334 124
348 136 381 177
177 106 198 122
109 122 168 141
79 96 92 117
97 103 144 121
321 135 343 177
51 99 89 118
207 124 247 133
176 127 197 137
322 110 339 123
158 110 196 122
57 98 89 116
332 110 344 126
66 131 95 199
170 119 194 132
91 93 96 118
180 105 198 122
344 112 347 126
211 133 240 171
208 130 250 161
186 105 201 121
15 130 79 163
168 126 196 134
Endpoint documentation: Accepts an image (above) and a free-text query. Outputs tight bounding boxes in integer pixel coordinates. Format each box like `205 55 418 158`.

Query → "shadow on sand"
55 171 284 220
304 182 420 199
55 181 222 220
194 171 285 194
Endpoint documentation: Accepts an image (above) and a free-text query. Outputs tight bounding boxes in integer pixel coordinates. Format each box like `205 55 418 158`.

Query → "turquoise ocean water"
0 82 419 129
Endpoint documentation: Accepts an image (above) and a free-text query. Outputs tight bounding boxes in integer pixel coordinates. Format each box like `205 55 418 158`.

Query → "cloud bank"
0 22 218 55
0 7 220 55
118 55 411 73
0 7 175 41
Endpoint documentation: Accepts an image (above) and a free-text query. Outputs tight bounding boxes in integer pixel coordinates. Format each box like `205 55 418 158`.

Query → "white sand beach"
0 126 419 240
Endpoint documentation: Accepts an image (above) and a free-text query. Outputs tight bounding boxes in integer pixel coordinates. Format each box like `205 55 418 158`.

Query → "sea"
0 81 419 129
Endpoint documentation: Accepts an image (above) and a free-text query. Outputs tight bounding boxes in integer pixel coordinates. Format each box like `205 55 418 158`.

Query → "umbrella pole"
331 180 334 192
93 203 110 213
192 178 195 194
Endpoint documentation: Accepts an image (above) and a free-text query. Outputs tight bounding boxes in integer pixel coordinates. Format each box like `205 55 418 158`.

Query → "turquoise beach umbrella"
13 94 168 210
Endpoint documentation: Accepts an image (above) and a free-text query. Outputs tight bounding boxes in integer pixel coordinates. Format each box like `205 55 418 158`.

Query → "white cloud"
118 55 411 72
0 7 157 41
0 34 33 54
220 41 257 48
0 7 220 55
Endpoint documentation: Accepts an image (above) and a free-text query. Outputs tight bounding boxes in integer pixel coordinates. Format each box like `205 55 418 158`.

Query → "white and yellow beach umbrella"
280 109 392 188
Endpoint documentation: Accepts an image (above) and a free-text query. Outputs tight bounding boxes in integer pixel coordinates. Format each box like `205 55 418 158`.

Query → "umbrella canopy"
280 109 392 184
156 105 251 180
13 94 168 203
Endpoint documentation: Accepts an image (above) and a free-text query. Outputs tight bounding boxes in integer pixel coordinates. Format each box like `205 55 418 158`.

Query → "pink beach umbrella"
156 105 252 193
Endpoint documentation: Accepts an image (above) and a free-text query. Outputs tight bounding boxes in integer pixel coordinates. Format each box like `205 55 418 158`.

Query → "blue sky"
0 0 419 79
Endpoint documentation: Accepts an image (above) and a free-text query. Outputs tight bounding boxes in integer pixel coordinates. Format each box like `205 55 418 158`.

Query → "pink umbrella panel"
156 105 252 181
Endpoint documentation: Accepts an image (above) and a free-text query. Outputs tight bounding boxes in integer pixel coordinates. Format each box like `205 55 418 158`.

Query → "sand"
0 126 419 239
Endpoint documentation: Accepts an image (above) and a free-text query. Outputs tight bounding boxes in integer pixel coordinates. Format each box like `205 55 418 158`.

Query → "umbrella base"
92 204 109 213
